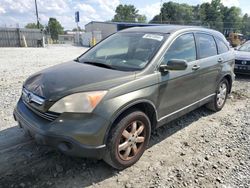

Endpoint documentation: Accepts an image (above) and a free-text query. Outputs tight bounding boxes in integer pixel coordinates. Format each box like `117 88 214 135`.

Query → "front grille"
23 100 59 121
235 59 250 65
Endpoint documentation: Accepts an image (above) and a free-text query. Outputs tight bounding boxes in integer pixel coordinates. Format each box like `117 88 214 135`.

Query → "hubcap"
217 83 227 107
118 121 145 161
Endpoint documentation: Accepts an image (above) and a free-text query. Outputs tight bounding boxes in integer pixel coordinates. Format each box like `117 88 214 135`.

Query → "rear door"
157 33 203 120
194 33 221 98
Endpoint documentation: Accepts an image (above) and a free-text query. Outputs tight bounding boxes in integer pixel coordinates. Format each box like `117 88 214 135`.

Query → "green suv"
14 26 235 169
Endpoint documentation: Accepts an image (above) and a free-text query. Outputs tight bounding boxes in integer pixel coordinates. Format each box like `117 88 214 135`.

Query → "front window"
238 42 250 52
79 32 167 71
163 33 196 63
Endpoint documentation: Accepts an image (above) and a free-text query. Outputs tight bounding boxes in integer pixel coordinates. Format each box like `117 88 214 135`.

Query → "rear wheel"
206 79 229 111
103 110 151 169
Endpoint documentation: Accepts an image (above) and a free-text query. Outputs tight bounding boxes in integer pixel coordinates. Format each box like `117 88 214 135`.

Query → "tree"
199 0 224 32
242 14 250 38
150 2 194 24
25 22 44 29
223 6 242 33
137 15 147 23
149 0 248 36
112 4 147 23
46 18 64 41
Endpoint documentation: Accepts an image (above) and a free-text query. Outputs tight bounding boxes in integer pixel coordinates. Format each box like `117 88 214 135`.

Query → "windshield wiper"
84 61 116 70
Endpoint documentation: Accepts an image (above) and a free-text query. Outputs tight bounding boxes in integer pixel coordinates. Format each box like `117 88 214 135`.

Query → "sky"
0 0 249 30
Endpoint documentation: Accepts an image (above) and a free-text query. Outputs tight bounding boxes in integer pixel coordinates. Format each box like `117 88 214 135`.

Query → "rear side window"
215 37 229 54
163 33 196 63
196 33 217 59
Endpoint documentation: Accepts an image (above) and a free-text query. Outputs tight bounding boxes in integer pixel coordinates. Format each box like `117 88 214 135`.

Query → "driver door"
157 33 203 121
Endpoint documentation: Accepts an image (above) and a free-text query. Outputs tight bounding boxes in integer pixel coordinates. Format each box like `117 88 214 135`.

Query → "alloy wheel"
118 121 146 161
216 82 227 107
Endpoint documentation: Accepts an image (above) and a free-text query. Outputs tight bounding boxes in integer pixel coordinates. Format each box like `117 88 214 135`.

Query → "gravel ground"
0 46 249 188
0 45 87 130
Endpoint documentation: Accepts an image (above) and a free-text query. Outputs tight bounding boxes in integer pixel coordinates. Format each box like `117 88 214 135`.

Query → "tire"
206 78 229 112
103 110 151 170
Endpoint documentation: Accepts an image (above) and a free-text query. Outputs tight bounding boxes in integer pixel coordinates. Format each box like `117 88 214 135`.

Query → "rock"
176 172 182 180
148 166 154 172
183 141 190 147
66 169 73 176
125 183 132 188
82 163 86 169
205 155 209 161
46 181 53 186
180 152 186 156
226 153 231 158
239 160 244 165
197 172 204 177
212 164 218 169
216 177 222 183
19 183 25 188
56 164 63 173
228 94 234 99
183 182 188 187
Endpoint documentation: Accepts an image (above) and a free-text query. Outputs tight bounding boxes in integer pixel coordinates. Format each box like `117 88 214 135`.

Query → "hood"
24 61 135 101
235 50 250 60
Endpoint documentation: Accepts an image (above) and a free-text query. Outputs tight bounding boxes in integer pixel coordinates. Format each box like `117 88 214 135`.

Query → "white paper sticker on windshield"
143 34 163 41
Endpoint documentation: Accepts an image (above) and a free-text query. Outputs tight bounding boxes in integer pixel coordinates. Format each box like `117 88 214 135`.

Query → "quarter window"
163 33 196 63
215 37 229 54
196 33 217 58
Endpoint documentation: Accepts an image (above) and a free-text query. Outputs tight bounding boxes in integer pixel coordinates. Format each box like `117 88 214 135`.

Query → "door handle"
192 65 200 70
218 58 223 63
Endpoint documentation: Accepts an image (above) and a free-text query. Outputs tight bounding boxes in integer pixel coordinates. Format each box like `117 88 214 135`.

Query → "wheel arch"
222 74 233 93
103 99 158 144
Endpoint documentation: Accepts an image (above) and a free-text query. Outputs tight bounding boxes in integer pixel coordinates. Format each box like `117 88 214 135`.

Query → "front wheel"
103 110 151 169
206 79 229 112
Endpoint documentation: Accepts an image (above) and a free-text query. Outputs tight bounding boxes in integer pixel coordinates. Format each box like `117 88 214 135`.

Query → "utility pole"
75 11 80 45
35 0 39 29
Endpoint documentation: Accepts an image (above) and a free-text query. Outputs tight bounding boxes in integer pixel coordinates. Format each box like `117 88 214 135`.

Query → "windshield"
78 32 167 71
238 42 250 52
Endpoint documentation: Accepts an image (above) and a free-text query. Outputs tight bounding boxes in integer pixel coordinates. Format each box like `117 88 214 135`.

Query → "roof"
84 21 224 39
119 25 227 44
119 25 202 34
85 21 161 27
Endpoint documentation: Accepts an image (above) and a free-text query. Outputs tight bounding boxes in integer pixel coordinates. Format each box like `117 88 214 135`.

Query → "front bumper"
13 99 110 159
234 64 250 75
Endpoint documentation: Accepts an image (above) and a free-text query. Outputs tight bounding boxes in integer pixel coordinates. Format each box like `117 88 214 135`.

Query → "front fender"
94 84 159 144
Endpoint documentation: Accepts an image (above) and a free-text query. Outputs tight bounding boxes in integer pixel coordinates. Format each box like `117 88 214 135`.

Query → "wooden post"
22 35 27 47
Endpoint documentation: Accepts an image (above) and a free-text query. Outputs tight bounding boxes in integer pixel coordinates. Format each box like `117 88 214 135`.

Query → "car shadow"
0 106 214 187
235 73 250 81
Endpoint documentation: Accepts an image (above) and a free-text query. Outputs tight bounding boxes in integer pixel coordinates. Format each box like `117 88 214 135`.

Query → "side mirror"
159 59 188 72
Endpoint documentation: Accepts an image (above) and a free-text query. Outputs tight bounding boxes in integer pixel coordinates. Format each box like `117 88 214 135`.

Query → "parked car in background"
14 26 235 169
235 41 250 75
227 32 245 47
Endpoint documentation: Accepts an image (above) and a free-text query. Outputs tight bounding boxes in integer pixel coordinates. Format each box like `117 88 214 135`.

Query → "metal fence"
0 27 44 47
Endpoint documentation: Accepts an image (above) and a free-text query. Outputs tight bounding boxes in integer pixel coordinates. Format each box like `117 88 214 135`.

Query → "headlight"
49 91 107 113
